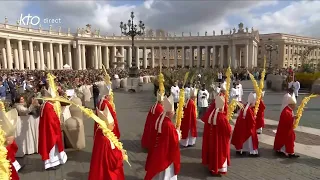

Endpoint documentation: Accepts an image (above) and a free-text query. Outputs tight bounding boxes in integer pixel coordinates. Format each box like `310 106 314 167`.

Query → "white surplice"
44 145 68 169
241 137 258 155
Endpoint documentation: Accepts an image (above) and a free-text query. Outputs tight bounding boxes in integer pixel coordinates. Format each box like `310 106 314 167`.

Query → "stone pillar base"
125 77 141 92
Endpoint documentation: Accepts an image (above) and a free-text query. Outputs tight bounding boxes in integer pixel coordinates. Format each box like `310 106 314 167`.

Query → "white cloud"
247 1 320 37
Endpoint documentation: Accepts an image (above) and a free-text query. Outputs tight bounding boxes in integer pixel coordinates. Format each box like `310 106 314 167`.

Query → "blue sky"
1 0 320 37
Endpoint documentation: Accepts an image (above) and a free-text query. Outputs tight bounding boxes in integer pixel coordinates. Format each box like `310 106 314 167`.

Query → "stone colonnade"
0 39 258 70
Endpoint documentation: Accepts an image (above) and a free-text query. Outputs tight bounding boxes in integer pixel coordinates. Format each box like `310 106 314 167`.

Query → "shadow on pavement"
180 148 202 159
67 171 89 180
67 150 92 163
18 155 44 174
179 161 209 179
125 175 143 180
122 139 143 153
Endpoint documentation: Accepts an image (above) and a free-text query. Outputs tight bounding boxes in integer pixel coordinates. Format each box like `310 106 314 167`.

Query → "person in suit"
8 77 17 106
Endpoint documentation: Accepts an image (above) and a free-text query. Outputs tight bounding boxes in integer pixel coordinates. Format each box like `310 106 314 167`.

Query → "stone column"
111 46 116 68
77 44 82 70
25 49 30 69
127 46 132 68
248 43 253 68
143 46 147 69
49 43 54 69
99 45 103 69
174 46 178 68
29 41 35 70
14 48 19 69
56 51 60 70
36 50 40 69
67 44 72 69
120 46 125 69
220 45 224 68
189 46 193 67
94 45 98 69
204 46 209 68
181 47 185 68
18 40 24 70
197 46 201 67
2 48 7 69
166 47 170 67
212 46 216 67
103 46 109 69
136 46 140 69
6 39 13 69
81 45 86 70
39 42 44 70
232 44 237 68
47 51 51 69
59 43 63 69
151 46 155 68
254 45 258 67
159 47 162 67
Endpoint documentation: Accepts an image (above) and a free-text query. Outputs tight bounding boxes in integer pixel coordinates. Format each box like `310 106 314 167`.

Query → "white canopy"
63 64 71 69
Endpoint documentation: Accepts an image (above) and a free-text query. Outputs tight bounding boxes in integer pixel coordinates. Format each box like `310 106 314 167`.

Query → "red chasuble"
141 103 164 149
181 99 197 139
6 143 19 180
94 99 120 139
6 140 18 163
202 109 231 173
274 106 295 154
201 93 228 123
231 105 258 150
88 128 125 180
38 102 64 161
144 116 180 180
256 100 266 130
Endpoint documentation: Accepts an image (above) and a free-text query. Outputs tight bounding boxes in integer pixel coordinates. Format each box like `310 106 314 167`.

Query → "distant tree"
294 46 318 73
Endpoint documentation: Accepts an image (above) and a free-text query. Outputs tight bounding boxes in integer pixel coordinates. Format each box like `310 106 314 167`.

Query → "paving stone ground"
18 82 320 180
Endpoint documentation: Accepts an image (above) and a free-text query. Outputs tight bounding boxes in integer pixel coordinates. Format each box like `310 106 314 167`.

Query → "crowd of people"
0 65 298 180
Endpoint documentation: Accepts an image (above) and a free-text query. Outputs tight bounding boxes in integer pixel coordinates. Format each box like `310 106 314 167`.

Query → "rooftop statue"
4 16 8 24
85 24 92 34
213 30 215 36
233 28 236 34
238 22 244 33
205 31 207 36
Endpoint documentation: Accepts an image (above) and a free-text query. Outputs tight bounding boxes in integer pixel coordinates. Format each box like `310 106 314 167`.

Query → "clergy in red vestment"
145 95 181 180
256 91 266 134
274 96 300 158
89 104 125 180
38 88 67 170
202 83 228 123
141 92 164 150
6 137 20 180
202 95 231 176
0 108 22 172
180 88 197 147
231 92 259 157
0 107 20 180
94 85 120 139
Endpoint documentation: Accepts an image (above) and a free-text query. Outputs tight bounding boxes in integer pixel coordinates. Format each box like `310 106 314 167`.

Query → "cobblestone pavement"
18 83 320 180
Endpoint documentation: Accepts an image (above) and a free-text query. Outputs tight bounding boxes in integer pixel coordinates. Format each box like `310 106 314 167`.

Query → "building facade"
0 22 259 70
258 33 320 69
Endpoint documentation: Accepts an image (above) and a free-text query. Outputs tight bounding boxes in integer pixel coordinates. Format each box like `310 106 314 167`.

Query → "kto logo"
19 14 41 26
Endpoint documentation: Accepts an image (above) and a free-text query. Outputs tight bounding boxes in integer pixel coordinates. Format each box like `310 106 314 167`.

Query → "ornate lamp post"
265 40 278 73
120 12 145 77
